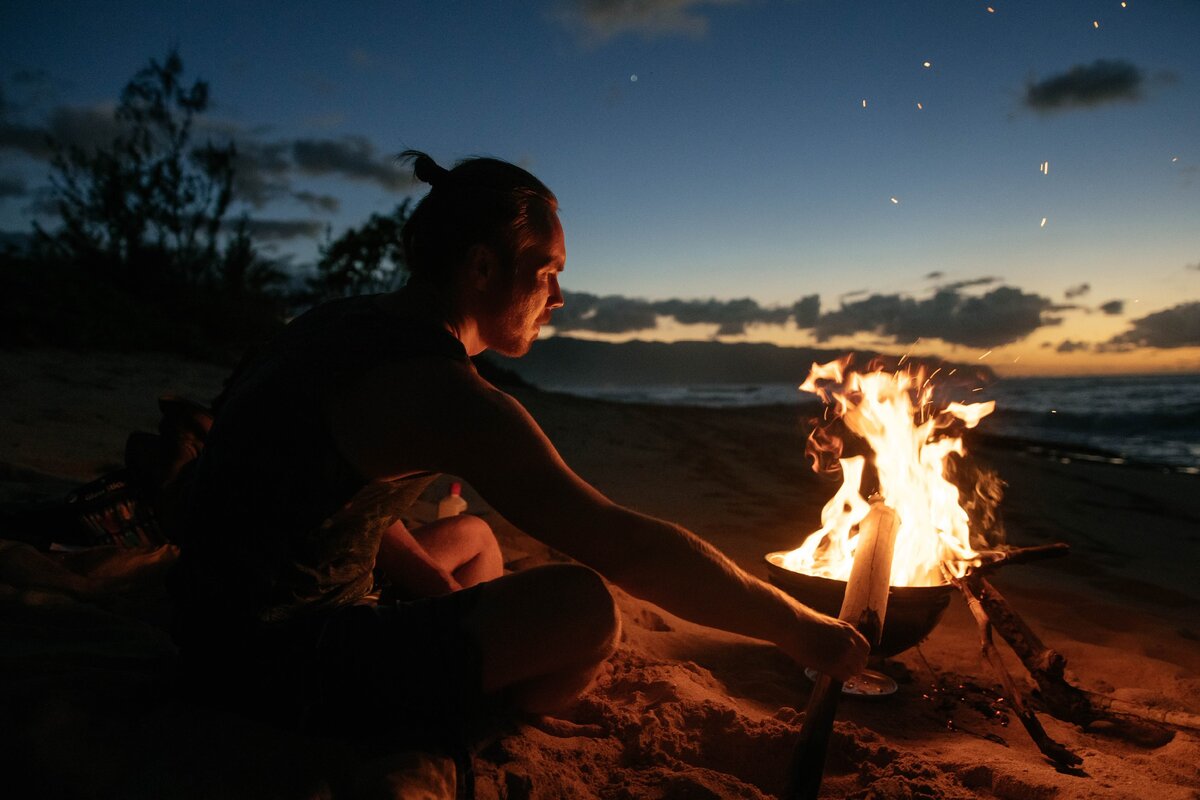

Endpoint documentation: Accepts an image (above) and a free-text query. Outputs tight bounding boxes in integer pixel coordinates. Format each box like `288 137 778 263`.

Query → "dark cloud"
1 68 60 116
1099 299 1124 315
1024 59 1142 112
924 271 945 281
0 176 26 198
1055 340 1090 353
46 105 124 152
1 99 408 213
1103 301 1200 350
1186 261 1200 272
553 292 659 334
0 117 53 159
793 294 820 329
237 218 324 242
292 190 340 213
291 136 411 190
554 291 800 336
555 284 1061 348
226 139 291 207
561 0 743 41
1064 282 1090 299
938 276 999 292
813 286 1059 348
656 296 790 335
0 104 125 161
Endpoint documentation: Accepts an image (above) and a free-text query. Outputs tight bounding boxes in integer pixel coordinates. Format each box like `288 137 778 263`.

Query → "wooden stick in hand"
787 499 901 800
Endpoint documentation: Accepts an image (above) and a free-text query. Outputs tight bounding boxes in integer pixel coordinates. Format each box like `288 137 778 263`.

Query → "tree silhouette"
36 50 240 290
308 201 411 301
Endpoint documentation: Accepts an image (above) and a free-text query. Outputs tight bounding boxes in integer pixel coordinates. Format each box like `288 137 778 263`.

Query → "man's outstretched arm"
330 358 867 680
440 376 869 681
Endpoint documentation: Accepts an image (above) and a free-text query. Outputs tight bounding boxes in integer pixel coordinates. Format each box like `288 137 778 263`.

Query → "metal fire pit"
764 551 953 657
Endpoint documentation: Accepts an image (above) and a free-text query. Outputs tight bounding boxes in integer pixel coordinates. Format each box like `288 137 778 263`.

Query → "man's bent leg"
377 515 502 597
460 563 620 714
410 515 503 588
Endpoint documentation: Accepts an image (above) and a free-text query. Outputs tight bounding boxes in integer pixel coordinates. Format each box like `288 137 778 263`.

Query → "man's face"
481 215 566 357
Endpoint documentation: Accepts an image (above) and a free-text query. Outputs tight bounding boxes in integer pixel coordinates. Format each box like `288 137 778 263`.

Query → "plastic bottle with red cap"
437 481 468 519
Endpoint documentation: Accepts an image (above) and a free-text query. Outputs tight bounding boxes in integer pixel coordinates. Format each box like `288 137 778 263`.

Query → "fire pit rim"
763 550 954 656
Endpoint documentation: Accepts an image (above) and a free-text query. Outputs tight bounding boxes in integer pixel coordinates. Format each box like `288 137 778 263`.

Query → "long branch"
968 574 1175 747
953 576 1082 767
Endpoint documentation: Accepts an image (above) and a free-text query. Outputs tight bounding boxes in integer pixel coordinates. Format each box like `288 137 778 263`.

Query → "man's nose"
548 276 564 309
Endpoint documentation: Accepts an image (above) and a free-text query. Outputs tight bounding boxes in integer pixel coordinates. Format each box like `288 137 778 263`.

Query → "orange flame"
777 357 996 587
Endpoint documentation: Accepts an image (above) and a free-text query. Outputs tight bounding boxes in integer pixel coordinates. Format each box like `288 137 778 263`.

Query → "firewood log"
788 501 900 800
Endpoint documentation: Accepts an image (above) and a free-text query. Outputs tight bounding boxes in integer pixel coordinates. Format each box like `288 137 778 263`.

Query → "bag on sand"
119 394 214 545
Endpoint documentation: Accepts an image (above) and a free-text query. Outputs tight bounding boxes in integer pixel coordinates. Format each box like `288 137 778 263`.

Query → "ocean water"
545 373 1200 471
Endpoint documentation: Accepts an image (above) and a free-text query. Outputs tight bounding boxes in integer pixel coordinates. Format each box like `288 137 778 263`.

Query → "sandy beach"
1 348 1198 799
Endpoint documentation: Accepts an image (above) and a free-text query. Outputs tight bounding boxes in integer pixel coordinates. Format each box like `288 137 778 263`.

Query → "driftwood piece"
966 574 1175 748
954 576 1083 767
788 502 900 800
972 543 1070 575
1084 695 1200 732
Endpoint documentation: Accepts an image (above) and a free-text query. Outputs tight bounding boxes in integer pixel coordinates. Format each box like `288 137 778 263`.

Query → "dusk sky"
2 1 1198 375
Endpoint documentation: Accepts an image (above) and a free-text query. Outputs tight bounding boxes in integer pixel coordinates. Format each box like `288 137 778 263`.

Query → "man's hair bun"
402 150 451 187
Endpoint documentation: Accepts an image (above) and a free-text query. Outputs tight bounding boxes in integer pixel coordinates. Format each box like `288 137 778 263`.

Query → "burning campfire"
769 356 1177 799
773 355 997 588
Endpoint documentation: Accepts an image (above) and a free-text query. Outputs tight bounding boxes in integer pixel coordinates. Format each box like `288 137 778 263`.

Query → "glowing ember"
1040 160 1050 175
923 61 932 68
891 196 900 204
862 98 868 108
917 102 923 109
776 358 996 587
1040 217 1047 227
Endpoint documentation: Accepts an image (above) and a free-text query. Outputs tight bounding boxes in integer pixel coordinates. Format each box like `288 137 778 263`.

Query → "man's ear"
464 244 501 292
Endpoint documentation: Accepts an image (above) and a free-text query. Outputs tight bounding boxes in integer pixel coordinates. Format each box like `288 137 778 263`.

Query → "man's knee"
539 563 620 662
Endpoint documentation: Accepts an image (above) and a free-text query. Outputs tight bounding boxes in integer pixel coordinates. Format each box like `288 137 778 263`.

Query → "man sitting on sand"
169 150 868 739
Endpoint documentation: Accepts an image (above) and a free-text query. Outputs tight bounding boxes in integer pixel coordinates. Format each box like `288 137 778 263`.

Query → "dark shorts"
176 584 487 745
308 585 486 740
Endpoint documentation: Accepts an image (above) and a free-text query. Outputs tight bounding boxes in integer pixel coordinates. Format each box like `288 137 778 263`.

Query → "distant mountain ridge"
486 336 996 387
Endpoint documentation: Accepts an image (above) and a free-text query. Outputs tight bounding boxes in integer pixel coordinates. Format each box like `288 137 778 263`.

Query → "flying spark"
1172 156 1179 162
977 350 993 361
1093 19 1100 28
891 196 900 204
1040 161 1049 175
986 6 995 13
1121 1 1126 7
862 98 868 108
1040 217 1048 227
923 61 931 68
917 102 923 109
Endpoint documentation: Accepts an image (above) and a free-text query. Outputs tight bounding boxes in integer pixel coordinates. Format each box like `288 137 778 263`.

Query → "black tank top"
171 295 468 640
